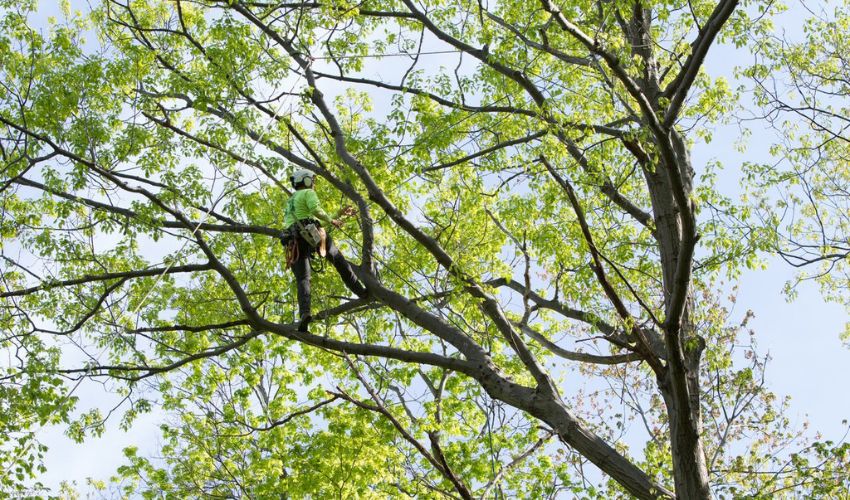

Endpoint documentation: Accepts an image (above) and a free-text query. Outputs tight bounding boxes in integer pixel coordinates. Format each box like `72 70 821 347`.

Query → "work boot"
279 229 292 247
298 314 312 333
352 282 369 300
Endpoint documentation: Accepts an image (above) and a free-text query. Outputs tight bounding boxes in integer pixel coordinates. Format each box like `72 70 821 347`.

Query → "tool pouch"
297 221 323 248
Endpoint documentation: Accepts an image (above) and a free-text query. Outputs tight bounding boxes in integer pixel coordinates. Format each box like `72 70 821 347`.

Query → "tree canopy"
0 0 848 498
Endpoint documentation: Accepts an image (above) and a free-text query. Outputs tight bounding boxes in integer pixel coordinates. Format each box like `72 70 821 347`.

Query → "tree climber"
281 168 368 332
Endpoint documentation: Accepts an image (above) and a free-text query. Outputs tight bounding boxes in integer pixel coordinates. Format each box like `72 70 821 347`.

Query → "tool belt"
296 220 323 248
282 219 327 268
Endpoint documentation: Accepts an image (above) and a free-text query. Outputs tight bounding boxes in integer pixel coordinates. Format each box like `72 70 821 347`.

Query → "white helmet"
290 168 315 188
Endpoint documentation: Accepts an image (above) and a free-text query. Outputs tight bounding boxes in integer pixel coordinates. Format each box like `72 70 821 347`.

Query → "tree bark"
474 370 675 500
660 369 711 500
646 130 711 499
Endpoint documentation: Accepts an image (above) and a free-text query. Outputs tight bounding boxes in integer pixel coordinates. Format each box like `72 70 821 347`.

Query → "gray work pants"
290 231 365 320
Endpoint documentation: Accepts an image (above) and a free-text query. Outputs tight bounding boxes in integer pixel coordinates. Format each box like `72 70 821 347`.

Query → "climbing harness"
282 224 327 273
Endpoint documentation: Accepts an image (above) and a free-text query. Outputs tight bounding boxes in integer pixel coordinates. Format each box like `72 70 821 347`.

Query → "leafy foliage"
0 0 847 498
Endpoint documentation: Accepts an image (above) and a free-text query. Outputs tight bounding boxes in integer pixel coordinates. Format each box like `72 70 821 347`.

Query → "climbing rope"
130 88 291 326
312 49 461 61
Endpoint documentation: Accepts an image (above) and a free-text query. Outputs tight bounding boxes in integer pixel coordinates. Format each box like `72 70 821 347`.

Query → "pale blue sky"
691 0 850 439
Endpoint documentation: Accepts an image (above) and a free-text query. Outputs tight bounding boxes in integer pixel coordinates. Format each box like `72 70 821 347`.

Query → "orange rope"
285 238 298 269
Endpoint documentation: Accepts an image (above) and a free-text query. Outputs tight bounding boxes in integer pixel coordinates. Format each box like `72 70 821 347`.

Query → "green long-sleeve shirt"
283 188 332 228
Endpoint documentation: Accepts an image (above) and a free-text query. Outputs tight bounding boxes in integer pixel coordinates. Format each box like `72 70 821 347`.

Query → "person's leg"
291 236 313 328
324 235 367 298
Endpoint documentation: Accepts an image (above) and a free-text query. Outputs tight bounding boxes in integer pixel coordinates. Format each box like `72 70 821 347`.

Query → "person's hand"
332 219 343 228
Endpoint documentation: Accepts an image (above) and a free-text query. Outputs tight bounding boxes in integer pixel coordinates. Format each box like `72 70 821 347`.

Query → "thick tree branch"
662 0 740 126
539 0 666 135
516 323 643 365
540 155 663 374
50 330 262 381
485 277 619 336
235 396 340 433
11 176 280 237
1 263 213 298
423 130 547 173
312 70 539 117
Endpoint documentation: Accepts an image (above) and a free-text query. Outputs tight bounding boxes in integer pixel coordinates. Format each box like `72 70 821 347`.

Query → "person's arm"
304 189 334 226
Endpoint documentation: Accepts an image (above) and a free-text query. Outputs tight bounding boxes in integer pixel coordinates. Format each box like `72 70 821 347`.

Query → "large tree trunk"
660 363 711 499
646 132 712 499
